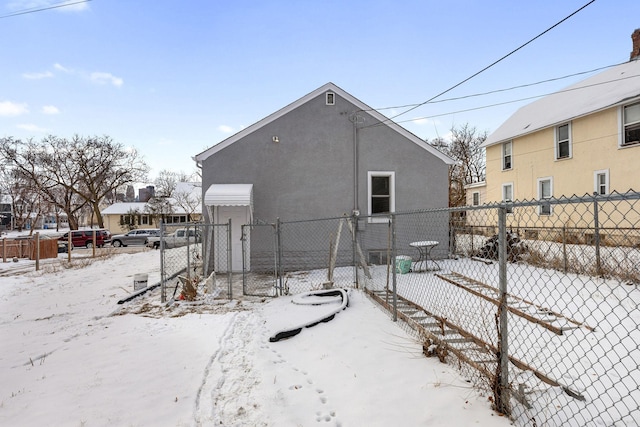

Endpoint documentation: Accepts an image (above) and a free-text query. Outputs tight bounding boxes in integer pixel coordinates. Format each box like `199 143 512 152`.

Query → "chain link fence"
159 222 232 302
161 192 640 425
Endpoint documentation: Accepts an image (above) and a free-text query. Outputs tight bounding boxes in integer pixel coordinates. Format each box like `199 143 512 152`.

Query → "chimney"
631 28 640 61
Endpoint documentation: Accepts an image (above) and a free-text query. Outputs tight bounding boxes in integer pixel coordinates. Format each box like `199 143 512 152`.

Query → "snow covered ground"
0 250 509 426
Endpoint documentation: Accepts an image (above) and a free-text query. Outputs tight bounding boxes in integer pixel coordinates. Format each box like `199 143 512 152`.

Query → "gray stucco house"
194 82 454 271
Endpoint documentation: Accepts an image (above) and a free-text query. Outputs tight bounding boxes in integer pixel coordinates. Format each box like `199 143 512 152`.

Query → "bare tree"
429 124 486 207
0 135 149 229
172 183 202 222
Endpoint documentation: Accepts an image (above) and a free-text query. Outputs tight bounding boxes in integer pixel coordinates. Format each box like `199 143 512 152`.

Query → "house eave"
194 82 456 165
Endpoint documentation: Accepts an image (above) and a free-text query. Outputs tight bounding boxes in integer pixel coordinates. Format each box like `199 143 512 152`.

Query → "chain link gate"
160 222 232 302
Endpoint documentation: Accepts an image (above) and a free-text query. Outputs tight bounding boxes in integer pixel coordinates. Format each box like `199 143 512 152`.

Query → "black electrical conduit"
269 288 350 342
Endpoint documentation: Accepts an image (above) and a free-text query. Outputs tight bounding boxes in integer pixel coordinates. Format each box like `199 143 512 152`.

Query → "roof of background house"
194 82 455 165
483 59 640 148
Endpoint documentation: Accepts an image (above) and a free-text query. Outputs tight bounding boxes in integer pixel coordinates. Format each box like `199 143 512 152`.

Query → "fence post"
562 225 568 273
593 192 602 277
35 232 40 271
496 206 511 415
2 238 6 262
227 219 232 299
186 224 191 279
92 229 96 258
352 213 358 288
391 214 398 322
160 222 166 303
276 218 283 296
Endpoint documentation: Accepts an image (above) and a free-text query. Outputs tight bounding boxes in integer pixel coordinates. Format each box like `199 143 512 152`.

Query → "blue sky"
1 0 639 179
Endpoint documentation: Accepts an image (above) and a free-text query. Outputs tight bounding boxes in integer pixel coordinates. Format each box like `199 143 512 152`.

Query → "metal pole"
562 225 568 273
227 218 232 299
351 213 358 288
160 222 166 303
241 224 246 296
276 218 283 296
593 192 602 277
391 215 398 322
186 224 191 279
2 238 6 262
497 206 511 415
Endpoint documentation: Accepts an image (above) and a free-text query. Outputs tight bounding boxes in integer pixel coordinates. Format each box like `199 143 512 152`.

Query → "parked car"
146 228 201 249
111 229 161 247
58 229 111 249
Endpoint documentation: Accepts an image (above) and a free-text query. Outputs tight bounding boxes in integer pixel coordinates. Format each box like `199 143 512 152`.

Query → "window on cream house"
472 191 480 206
594 169 609 195
556 123 571 159
538 177 553 215
622 102 640 147
502 141 512 170
502 183 513 214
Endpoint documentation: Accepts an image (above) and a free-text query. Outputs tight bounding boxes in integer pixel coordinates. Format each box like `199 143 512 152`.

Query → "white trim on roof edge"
194 82 455 165
483 59 640 148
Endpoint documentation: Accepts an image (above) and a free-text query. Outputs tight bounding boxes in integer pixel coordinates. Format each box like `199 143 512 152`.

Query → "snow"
483 58 640 147
0 250 509 426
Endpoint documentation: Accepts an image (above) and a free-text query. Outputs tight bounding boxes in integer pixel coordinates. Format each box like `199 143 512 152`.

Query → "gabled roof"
483 59 640 147
194 82 455 165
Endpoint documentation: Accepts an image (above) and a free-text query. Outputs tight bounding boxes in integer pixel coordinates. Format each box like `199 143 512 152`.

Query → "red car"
58 229 111 249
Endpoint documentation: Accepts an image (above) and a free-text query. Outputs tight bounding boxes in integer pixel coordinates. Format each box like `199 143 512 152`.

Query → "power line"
0 0 91 19
395 72 640 127
368 61 623 113
364 0 597 128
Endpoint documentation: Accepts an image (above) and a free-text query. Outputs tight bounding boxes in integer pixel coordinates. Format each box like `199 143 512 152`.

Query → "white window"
537 177 553 215
502 183 513 214
368 171 395 222
472 191 480 206
326 92 335 105
622 102 640 147
502 141 512 170
555 123 571 159
594 169 609 195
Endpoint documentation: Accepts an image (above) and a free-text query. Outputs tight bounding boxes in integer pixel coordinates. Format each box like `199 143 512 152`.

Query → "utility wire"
369 61 623 113
364 0 597 128
0 0 91 19
396 72 640 126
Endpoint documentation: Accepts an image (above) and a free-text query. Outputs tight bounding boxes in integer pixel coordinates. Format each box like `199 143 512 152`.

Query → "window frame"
620 101 640 147
537 177 553 215
502 141 513 170
472 191 480 206
555 122 572 160
326 92 335 105
594 169 609 195
367 171 395 223
501 182 514 214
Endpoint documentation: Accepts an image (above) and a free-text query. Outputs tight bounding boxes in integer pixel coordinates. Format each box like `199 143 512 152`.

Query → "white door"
216 206 249 272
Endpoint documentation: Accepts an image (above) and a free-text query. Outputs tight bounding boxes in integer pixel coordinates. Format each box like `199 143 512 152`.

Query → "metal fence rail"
159 222 232 302
162 192 640 426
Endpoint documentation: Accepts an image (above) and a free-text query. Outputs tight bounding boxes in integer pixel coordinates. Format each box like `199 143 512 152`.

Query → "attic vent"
326 92 335 105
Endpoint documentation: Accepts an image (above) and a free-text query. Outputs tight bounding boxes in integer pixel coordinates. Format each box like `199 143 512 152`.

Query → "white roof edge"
194 83 456 165
483 60 640 148
464 181 486 189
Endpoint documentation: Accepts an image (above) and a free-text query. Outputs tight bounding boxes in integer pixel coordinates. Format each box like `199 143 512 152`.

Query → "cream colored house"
472 30 640 244
101 183 202 234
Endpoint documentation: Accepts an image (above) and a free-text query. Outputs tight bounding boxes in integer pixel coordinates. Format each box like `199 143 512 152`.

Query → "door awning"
204 184 253 207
